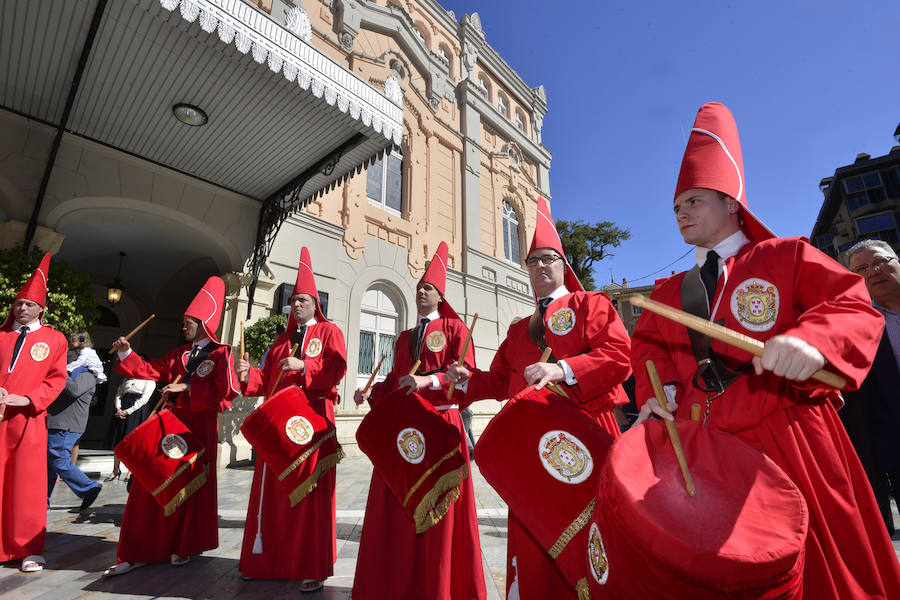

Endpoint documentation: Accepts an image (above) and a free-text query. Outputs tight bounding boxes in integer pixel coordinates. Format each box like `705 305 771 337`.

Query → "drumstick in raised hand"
268 343 300 397
646 360 696 497
408 360 421 376
629 295 847 389
108 314 156 354
362 354 387 395
239 321 247 383
150 374 183 417
448 313 479 399
537 347 571 399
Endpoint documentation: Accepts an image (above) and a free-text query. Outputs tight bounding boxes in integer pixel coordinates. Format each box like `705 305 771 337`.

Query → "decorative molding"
284 5 312 42
385 75 403 105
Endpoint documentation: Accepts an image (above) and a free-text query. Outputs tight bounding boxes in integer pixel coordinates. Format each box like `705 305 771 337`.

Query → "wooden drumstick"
690 403 702 422
238 321 247 383
408 360 421 376
646 360 696 497
362 354 387 395
537 347 571 399
448 313 479 399
150 374 183 417
0 403 6 422
268 343 300 397
629 295 847 389
108 314 156 354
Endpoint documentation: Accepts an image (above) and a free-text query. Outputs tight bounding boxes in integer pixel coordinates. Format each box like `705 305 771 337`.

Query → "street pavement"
3 452 900 599
0 454 508 599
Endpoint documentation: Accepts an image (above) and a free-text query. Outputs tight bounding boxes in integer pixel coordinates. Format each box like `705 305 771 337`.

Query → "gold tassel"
413 462 470 534
278 431 337 481
575 577 591 600
288 447 345 507
162 465 209 516
152 448 205 496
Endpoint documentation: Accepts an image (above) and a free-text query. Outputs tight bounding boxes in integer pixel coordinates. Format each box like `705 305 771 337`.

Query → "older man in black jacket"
47 350 102 512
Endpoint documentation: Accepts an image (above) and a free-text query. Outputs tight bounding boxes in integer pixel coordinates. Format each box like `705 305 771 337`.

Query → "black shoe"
79 484 102 512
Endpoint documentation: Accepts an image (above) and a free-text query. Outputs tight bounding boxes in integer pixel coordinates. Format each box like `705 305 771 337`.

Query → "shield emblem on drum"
161 434 189 459
587 522 610 584
397 427 427 464
539 430 593 484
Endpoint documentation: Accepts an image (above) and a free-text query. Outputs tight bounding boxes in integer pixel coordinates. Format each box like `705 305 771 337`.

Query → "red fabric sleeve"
115 349 172 383
302 324 348 392
241 365 266 396
465 326 516 402
563 293 633 402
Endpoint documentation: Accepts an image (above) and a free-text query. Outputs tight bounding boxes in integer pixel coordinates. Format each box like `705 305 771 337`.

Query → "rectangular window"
367 151 403 216
510 223 520 264
846 193 869 212
377 334 395 376
358 331 375 374
318 291 329 318
366 157 383 201
386 154 402 212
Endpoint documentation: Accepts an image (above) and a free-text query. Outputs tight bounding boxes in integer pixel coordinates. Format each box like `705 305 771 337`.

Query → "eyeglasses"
852 256 898 276
525 254 562 267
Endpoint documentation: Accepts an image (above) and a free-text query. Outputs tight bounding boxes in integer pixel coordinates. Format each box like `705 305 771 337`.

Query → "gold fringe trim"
548 498 596 559
278 430 336 481
162 464 208 517
402 449 460 508
152 448 206 497
288 446 345 507
575 577 591 600
413 462 470 534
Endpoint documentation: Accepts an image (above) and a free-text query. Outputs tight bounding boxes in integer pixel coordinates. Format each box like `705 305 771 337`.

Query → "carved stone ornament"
385 75 403 105
429 96 440 112
462 43 478 81
339 30 355 51
285 5 312 42
467 12 482 32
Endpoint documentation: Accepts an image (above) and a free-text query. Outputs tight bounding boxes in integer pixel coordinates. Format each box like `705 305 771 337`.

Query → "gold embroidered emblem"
397 427 426 464
195 359 215 377
425 331 446 352
29 342 50 362
305 338 322 358
285 415 315 445
587 522 610 584
548 308 576 336
538 430 593 484
161 434 188 459
731 278 779 332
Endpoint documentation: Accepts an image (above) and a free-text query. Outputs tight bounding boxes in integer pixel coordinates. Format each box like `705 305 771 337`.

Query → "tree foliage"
0 246 100 334
244 314 287 361
556 220 631 290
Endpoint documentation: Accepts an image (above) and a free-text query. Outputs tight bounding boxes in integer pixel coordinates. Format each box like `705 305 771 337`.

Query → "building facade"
0 0 552 459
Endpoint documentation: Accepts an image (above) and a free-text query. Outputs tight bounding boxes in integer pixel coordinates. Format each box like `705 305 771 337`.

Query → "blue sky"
439 0 900 286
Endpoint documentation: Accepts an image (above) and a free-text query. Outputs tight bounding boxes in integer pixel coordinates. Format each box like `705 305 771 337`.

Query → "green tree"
0 246 100 333
556 220 631 290
243 314 288 361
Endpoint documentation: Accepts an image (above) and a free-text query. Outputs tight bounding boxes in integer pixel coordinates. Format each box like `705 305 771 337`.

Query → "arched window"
413 24 428 48
438 45 450 64
366 148 404 215
477 75 490 100
502 200 521 264
498 94 508 117
358 286 400 387
516 111 527 133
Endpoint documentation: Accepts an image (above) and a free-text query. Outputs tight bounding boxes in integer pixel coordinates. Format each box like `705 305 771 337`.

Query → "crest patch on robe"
731 278 779 332
305 338 323 357
548 308 576 336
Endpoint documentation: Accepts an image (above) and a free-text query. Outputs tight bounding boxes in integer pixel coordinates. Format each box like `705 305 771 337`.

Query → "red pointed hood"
528 197 585 295
675 102 774 242
419 242 460 321
3 252 51 329
185 276 225 342
286 246 327 333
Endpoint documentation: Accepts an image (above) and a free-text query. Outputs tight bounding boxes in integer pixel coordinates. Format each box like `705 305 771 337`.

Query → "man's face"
526 248 565 297
290 293 317 324
674 188 740 248
415 282 442 314
12 298 42 326
849 248 900 306
182 316 200 342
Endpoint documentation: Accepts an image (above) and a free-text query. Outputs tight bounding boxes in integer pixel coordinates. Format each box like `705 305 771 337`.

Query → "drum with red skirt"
475 385 615 597
240 385 343 507
356 389 467 533
114 408 208 516
585 419 808 599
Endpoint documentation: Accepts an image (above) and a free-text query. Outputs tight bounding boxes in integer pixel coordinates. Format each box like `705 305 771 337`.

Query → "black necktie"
413 318 428 361
538 297 552 319
10 326 28 369
292 325 307 348
188 345 200 361
700 250 720 311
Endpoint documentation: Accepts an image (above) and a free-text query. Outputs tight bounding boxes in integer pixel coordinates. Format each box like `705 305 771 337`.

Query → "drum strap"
681 265 747 395
184 346 212 378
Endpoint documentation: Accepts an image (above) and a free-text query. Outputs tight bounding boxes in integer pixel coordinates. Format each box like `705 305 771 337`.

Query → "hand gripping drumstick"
149 374 183 417
108 314 156 354
239 321 247 383
362 354 387 395
646 360 696 497
268 343 300 397
408 360 421 377
447 313 479 399
628 295 847 389
537 347 570 399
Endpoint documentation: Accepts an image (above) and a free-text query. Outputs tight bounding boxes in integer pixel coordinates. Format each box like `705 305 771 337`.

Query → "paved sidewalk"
0 455 508 599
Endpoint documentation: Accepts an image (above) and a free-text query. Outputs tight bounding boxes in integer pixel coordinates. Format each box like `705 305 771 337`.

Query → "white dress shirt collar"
14 320 42 333
541 285 570 304
192 336 212 349
417 310 440 323
695 230 750 269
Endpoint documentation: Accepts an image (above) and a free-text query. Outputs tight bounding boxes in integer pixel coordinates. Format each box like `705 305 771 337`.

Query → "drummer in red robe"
446 199 632 599
352 241 486 600
0 254 68 573
632 101 900 598
103 276 239 576
235 247 347 593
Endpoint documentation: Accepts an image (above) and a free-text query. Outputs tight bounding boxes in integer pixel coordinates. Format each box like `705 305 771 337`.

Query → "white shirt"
537 285 578 385
14 319 42 333
414 311 445 391
695 229 750 275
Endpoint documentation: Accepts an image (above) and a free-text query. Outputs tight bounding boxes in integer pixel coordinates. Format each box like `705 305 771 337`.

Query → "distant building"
602 279 654 335
810 129 900 261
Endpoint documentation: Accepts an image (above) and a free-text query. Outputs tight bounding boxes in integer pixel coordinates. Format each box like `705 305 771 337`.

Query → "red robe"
465 291 632 599
238 320 347 581
632 237 900 599
0 322 67 561
353 317 486 600
113 342 238 563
